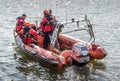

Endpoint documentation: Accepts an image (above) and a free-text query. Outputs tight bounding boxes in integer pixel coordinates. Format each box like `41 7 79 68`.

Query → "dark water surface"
0 0 120 81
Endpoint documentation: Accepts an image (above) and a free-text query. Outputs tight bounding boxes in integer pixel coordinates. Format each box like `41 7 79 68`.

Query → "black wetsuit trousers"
43 31 52 49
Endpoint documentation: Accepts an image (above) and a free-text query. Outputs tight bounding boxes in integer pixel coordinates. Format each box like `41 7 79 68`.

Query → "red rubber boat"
14 16 107 69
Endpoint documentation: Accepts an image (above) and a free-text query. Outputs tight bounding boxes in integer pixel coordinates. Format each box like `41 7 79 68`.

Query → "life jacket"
16 17 24 25
40 15 54 32
15 17 25 32
19 26 37 44
15 24 23 32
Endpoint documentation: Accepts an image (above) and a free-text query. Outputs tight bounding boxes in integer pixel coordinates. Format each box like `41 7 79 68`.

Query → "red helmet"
44 9 50 15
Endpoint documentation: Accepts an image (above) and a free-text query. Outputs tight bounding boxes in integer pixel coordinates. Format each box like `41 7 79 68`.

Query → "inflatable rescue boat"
14 15 107 69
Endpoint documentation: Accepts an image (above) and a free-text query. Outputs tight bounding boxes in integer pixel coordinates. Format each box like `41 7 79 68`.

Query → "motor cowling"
71 43 90 64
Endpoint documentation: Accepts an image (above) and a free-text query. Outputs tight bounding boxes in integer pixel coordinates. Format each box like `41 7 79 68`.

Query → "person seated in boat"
15 14 27 32
39 9 55 49
18 22 37 45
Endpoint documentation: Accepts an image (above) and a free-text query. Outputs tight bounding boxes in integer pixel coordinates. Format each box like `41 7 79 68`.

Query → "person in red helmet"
39 9 55 49
18 22 37 45
17 14 26 24
15 14 27 32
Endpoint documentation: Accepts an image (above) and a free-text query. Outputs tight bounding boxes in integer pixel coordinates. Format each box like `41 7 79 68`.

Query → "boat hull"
13 29 106 69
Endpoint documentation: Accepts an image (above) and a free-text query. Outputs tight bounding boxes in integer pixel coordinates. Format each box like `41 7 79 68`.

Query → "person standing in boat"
15 14 27 32
39 9 55 49
18 22 37 45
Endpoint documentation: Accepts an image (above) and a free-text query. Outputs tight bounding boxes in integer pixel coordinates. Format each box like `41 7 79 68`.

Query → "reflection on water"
13 44 107 81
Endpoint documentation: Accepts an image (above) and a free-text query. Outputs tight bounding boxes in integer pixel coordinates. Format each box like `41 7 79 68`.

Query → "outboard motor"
71 43 90 66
